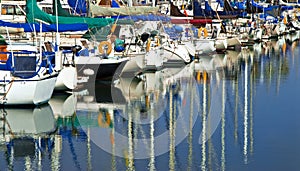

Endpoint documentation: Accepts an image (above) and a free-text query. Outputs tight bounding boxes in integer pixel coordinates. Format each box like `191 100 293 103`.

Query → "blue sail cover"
281 6 294 11
204 1 213 14
235 2 246 10
111 0 120 7
0 20 88 32
67 0 87 14
216 0 225 8
122 14 171 22
193 0 207 17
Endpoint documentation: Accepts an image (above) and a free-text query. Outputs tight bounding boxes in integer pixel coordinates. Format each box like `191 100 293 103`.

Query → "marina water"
0 40 300 170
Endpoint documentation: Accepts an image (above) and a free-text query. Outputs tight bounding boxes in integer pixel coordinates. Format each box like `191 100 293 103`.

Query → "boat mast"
54 0 62 71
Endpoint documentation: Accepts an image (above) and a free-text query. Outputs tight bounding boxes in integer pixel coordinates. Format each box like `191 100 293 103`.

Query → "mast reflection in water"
0 39 300 170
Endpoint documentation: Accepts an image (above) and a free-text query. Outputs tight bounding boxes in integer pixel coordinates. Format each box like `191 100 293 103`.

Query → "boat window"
41 6 72 15
16 5 25 15
1 5 25 15
2 5 14 15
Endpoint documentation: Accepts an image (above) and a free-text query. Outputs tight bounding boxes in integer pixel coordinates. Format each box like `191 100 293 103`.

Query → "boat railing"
0 50 56 78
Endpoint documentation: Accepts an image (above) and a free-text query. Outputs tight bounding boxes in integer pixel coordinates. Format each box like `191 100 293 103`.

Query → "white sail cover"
90 5 159 16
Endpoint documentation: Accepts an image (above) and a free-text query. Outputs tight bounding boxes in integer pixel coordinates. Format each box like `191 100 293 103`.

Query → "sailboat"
0 33 58 105
25 0 130 84
193 0 241 19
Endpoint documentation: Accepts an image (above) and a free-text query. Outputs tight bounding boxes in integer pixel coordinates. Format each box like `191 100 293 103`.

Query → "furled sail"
90 0 159 17
90 5 159 16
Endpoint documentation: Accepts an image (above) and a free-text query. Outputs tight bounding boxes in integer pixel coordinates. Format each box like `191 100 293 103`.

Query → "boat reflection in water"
0 104 57 170
74 39 291 169
76 63 201 161
0 38 299 170
49 93 77 118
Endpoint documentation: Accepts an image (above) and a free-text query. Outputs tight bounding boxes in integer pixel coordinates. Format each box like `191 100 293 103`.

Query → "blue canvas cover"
67 0 87 14
111 0 120 8
0 20 88 32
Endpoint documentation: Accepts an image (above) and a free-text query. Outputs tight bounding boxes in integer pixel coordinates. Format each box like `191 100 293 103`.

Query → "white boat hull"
121 55 144 75
215 39 227 52
226 37 241 49
144 49 164 70
0 73 57 105
163 44 191 65
194 39 216 55
55 66 77 90
120 50 164 75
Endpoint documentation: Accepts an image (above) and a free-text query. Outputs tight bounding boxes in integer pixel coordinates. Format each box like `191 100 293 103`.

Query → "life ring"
198 27 208 38
98 41 112 55
283 16 288 25
146 38 151 52
98 111 112 128
203 28 208 38
155 36 160 47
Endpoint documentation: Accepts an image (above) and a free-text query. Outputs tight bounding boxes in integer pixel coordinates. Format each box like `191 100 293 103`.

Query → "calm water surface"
1 39 300 171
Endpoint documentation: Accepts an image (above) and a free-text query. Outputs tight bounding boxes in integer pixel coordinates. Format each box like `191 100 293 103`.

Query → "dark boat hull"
76 57 128 82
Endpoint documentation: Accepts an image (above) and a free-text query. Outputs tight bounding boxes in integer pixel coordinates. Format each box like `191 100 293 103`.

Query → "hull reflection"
0 104 57 170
